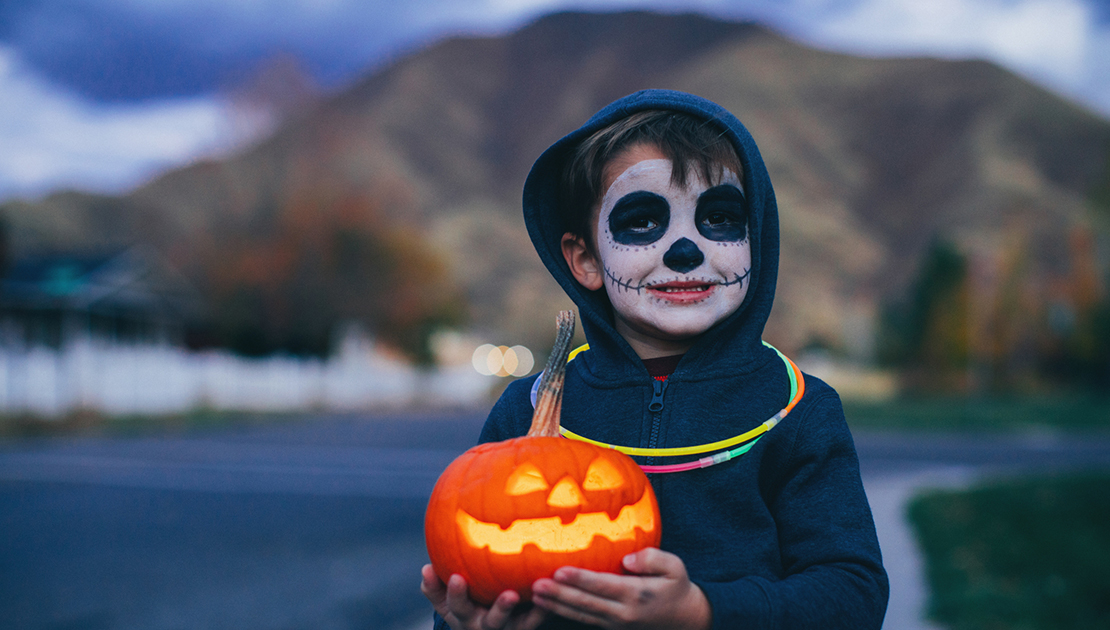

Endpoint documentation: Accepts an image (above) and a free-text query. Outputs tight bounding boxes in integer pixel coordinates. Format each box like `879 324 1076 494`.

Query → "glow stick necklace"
546 341 804 474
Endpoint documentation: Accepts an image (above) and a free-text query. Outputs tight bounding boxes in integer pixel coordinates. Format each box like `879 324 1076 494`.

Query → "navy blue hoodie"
434 90 888 629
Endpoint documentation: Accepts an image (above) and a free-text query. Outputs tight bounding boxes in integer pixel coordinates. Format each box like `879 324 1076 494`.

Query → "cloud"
0 0 550 101
0 46 259 201
790 0 1110 116
1 0 391 100
8 0 1106 116
0 0 551 200
0 0 784 101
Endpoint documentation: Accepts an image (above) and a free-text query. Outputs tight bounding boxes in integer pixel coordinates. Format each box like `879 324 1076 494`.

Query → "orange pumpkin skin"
425 436 661 605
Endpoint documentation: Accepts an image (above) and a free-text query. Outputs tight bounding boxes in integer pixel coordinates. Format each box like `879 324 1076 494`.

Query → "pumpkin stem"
528 310 576 437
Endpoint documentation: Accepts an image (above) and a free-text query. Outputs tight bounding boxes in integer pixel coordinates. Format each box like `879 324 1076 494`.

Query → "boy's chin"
649 321 721 341
621 312 733 345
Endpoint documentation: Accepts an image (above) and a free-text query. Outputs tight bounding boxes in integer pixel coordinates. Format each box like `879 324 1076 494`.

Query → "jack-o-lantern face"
425 436 660 605
458 455 656 555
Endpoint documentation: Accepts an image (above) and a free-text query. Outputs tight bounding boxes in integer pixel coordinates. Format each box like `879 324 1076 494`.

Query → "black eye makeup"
695 185 747 242
607 191 670 246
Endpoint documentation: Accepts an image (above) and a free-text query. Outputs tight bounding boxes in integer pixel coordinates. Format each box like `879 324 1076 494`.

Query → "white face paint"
596 150 751 352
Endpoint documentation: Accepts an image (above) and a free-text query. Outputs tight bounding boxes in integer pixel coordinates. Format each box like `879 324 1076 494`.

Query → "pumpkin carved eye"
505 463 550 495
583 457 626 491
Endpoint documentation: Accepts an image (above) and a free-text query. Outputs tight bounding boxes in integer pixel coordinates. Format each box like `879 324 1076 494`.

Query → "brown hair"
559 110 744 243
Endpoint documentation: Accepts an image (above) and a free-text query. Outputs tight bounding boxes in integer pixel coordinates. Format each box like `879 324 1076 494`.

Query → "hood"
522 89 780 380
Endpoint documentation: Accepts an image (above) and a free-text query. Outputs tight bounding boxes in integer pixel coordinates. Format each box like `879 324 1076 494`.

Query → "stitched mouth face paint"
597 146 751 349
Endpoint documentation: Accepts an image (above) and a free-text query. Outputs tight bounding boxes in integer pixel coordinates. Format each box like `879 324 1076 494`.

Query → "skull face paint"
597 151 751 349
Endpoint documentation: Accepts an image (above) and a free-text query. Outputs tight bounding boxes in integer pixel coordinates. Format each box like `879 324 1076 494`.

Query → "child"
421 90 889 629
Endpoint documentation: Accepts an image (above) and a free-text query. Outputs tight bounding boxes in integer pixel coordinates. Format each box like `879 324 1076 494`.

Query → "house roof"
0 246 201 318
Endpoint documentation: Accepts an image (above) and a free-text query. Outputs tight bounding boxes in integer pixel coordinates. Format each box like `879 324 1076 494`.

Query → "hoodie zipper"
646 379 668 467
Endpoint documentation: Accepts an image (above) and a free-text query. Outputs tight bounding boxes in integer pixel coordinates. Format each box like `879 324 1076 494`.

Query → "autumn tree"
878 238 971 391
192 190 465 364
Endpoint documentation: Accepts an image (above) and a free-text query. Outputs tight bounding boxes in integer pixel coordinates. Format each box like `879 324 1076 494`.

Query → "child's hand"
530 549 712 630
420 564 548 630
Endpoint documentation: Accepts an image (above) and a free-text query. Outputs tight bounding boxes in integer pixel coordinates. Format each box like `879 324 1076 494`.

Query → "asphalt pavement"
2 413 1109 630
0 412 487 630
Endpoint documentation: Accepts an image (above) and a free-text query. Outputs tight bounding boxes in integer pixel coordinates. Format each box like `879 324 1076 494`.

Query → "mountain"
3 10 1109 368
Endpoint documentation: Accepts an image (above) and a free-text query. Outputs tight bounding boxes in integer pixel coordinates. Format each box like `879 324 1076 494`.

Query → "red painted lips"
647 280 717 303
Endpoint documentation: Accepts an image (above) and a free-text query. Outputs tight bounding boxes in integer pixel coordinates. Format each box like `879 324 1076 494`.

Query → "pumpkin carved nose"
547 476 585 507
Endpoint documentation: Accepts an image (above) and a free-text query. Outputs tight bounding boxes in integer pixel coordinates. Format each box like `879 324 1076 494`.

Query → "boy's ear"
561 233 604 291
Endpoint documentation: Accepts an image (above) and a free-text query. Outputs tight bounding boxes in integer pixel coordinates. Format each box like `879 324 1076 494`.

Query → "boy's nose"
662 238 704 273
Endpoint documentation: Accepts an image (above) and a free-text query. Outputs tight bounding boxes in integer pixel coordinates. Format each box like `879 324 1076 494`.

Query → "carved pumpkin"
424 312 661 605
425 436 660 604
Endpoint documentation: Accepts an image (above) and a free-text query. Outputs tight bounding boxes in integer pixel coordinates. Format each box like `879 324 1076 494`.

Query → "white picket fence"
0 333 495 417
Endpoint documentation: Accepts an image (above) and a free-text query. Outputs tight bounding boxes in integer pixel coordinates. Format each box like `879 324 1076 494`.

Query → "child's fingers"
534 570 639 627
482 590 521 629
444 574 481 621
531 582 612 628
534 552 707 629
421 565 443 591
550 567 629 601
441 576 529 630
622 547 686 577
420 565 448 611
508 604 549 630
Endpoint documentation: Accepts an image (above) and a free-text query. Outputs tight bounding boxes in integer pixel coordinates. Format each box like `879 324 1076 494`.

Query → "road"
2 413 1108 630
0 412 486 630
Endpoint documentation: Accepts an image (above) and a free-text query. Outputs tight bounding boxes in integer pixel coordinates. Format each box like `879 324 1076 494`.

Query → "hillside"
3 10 1109 368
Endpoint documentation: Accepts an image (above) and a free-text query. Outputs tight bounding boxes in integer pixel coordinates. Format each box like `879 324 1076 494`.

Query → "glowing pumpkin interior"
457 458 656 554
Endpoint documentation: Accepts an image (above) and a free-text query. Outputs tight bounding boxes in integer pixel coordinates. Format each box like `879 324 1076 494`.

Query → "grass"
843 395 1110 433
908 473 1110 630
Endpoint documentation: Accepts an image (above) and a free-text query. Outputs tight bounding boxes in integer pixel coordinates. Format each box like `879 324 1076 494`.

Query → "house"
0 247 490 415
0 246 201 349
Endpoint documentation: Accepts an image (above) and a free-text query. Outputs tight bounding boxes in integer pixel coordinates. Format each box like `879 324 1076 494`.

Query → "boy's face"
589 143 751 352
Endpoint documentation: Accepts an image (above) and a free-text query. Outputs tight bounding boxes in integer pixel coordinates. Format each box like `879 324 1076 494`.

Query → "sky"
1 0 1109 202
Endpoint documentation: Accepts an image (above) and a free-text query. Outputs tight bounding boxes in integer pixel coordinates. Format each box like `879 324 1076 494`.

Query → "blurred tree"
0 213 9 280
1038 226 1110 389
880 228 1110 393
191 191 466 364
967 229 1043 392
878 238 971 391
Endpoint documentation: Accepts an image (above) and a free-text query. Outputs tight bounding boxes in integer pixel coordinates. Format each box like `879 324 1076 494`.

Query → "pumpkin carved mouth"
456 489 657 555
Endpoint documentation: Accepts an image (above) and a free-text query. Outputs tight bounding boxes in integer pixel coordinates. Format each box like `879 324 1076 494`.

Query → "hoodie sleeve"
696 390 889 630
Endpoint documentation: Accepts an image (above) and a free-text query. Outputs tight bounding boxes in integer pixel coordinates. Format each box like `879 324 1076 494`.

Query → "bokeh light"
471 344 534 377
